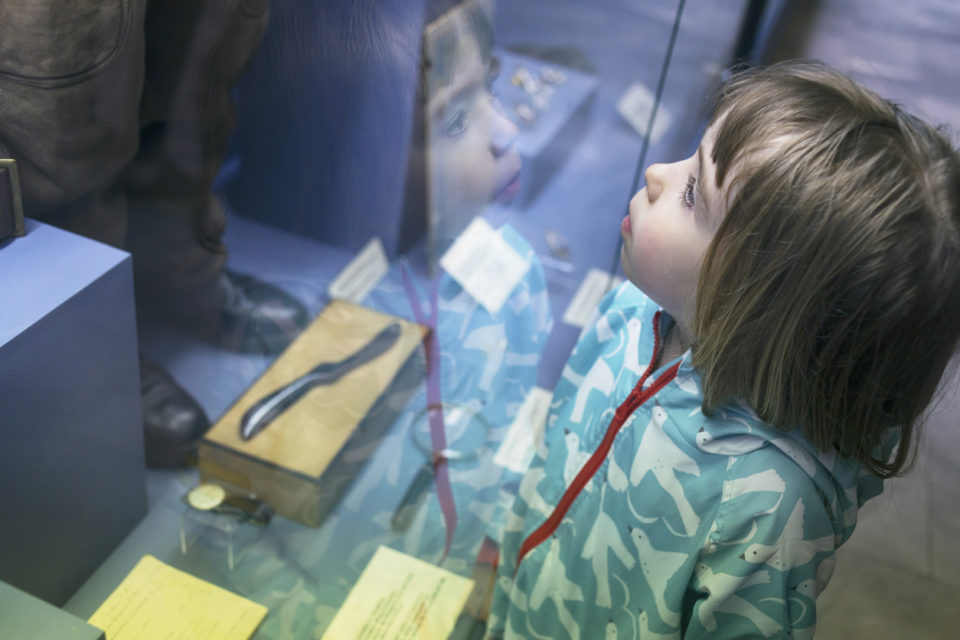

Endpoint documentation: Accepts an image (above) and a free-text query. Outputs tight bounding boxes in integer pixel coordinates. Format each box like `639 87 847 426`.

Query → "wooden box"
198 300 426 526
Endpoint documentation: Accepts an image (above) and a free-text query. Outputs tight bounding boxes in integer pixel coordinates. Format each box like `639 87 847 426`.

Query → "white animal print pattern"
486 282 887 639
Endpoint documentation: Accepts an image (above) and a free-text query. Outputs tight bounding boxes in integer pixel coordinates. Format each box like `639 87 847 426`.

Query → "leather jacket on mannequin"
0 0 269 331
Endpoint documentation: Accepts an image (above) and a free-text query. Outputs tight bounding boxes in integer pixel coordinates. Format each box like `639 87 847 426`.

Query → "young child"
485 60 960 639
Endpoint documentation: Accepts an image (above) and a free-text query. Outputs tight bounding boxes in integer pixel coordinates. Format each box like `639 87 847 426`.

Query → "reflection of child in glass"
408 1 522 251
485 61 960 639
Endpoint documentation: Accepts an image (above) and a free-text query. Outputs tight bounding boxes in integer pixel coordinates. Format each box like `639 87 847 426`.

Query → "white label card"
493 387 553 473
617 82 672 144
439 217 527 315
563 268 623 327
328 237 389 303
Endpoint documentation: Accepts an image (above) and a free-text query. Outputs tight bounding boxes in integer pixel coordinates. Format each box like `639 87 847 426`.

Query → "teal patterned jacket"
485 282 886 639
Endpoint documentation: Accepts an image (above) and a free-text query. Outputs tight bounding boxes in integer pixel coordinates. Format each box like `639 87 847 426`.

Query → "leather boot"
216 270 309 355
141 358 210 468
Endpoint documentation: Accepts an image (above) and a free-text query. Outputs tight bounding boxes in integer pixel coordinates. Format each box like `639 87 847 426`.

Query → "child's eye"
487 55 501 90
443 109 469 137
681 175 696 209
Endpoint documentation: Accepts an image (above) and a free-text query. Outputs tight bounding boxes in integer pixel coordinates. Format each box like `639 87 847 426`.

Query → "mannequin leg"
2 0 305 467
122 0 272 337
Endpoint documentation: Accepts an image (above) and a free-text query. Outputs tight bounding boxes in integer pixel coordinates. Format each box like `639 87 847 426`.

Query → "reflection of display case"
492 48 600 207
3 0 783 637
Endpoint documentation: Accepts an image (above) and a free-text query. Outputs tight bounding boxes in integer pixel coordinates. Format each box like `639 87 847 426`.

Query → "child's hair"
422 0 494 92
691 60 960 478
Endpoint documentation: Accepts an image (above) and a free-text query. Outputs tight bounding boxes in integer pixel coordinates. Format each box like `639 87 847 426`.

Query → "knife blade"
240 322 403 440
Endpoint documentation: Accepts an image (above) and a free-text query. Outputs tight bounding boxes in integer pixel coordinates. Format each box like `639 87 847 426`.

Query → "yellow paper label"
322 546 474 640
88 555 267 640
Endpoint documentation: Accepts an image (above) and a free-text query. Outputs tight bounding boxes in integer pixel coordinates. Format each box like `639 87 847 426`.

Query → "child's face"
427 40 522 244
620 123 724 331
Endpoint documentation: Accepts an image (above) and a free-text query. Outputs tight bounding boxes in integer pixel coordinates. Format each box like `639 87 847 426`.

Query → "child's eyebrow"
429 73 482 119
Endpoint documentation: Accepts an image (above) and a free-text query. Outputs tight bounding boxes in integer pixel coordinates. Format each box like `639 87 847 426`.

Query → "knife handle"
240 374 320 440
391 462 434 532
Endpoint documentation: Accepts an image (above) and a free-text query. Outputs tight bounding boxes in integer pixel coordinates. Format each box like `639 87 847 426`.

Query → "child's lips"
493 151 523 203
622 213 631 236
495 170 522 203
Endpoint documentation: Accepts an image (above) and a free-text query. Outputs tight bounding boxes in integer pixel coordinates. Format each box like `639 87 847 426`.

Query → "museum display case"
0 0 779 636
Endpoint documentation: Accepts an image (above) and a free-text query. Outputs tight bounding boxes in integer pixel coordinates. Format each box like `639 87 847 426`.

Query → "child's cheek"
623 238 650 289
627 220 675 300
631 219 660 272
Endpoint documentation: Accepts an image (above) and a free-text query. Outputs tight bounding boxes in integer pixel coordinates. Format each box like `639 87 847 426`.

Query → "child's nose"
644 163 666 201
488 96 518 157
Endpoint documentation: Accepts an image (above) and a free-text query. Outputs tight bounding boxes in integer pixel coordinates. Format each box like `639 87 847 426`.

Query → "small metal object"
511 67 543 95
545 229 572 260
540 67 568 85
515 102 536 125
184 484 274 527
240 322 403 440
510 67 528 87
187 483 227 511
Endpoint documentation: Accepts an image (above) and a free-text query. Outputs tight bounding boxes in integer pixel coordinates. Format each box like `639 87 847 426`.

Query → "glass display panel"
1 0 764 637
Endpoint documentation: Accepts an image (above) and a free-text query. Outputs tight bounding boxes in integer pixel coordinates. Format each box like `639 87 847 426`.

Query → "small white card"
321 546 474 640
439 217 527 314
563 268 623 327
494 387 553 473
617 82 672 144
328 237 389 303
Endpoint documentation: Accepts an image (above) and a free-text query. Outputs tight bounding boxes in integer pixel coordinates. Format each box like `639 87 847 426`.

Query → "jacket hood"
669 349 885 547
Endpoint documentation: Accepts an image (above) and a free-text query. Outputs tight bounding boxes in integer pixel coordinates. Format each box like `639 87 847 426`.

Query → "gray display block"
0 580 105 640
0 219 147 606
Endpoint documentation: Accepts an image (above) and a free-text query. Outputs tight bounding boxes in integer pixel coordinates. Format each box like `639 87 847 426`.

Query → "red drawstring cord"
515 311 680 573
401 265 457 562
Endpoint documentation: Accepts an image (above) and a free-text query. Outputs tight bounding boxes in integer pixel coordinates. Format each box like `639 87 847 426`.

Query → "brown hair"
691 60 960 478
